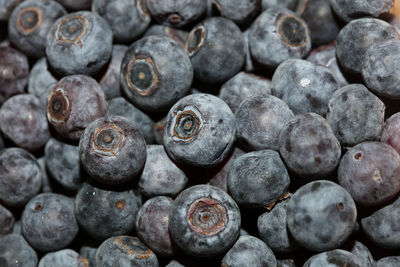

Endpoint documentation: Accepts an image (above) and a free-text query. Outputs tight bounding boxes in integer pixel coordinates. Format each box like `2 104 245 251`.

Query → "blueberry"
163 94 236 168
169 185 241 257
228 150 290 208
0 148 42 207
277 259 296 267
12 220 22 235
144 25 188 48
120 36 193 112
138 145 188 197
166 260 184 267
55 0 92 11
243 29 255 72
326 84 385 147
146 0 206 28
22 193 78 252
330 0 394 23
185 17 245 84
37 157 53 193
96 236 159 267
279 113 341 179
0 46 29 105
80 246 97 267
0 204 14 237
287 180 357 252
211 0 261 26
350 241 375 267
0 0 23 20
382 112 400 154
75 183 142 240
8 0 67 58
0 234 38 267
375 256 400 267
47 75 107 140
46 11 113 76
303 249 363 267
272 59 339 116
39 249 88 267
261 0 298 11
27 58 57 107
221 235 277 267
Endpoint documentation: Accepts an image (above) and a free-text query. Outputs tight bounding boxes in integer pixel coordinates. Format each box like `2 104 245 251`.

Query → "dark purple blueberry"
27 58 57 107
169 185 241 257
326 84 385 147
154 116 166 145
120 36 193 112
21 193 78 252
55 0 92 11
382 112 400 154
75 183 142 240
279 113 341 179
262 0 298 11
376 256 400 267
212 0 261 26
185 17 245 84
287 180 357 252
0 148 42 207
46 11 113 76
136 196 179 257
144 25 188 48
221 235 277 267
303 249 363 267
0 234 38 267
96 236 159 267
0 0 23 20
163 94 236 168
146 0 206 28
0 204 14 237
39 249 88 267
138 145 188 197
80 246 97 267
350 241 375 267
249 8 311 69
331 0 394 23
46 75 107 140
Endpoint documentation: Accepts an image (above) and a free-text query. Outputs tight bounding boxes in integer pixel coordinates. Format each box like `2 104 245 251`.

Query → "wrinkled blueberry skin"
330 0 393 23
138 145 188 197
338 142 400 207
92 0 150 43
0 46 29 104
47 75 107 140
228 150 290 208
107 97 155 144
258 201 299 253
27 58 57 107
326 84 385 147
382 112 400 154
144 25 188 48
0 0 23 20
249 8 311 69
279 113 341 179
0 234 38 267
336 18 399 75
163 94 236 168
136 196 179 257
96 236 159 267
46 11 113 77
272 59 339 116
376 256 400 267
212 0 261 26
262 0 298 11
0 148 42 207
287 181 357 252
236 95 293 151
39 249 88 267
303 249 363 267
186 17 245 84
80 246 97 267
0 204 14 237
120 36 193 112
350 241 375 267
75 183 142 241
221 235 277 267
45 138 82 191
146 0 206 28
22 193 78 252
169 185 241 257
219 72 272 114
8 0 67 58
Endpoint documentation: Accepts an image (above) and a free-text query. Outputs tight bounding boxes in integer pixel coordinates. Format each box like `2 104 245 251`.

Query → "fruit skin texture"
39 249 88 267
330 0 394 23
0 204 14 237
376 256 400 267
212 0 261 26
382 112 400 154
0 234 38 267
55 0 92 11
303 249 363 267
0 0 23 20
261 0 297 11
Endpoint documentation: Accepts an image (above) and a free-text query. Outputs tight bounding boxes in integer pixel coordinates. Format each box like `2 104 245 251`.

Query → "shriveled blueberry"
169 185 241 257
331 0 394 23
39 249 88 267
138 145 188 197
163 94 236 168
46 11 113 76
47 75 107 140
146 0 206 28
80 246 97 267
0 148 42 207
185 17 245 84
272 59 339 116
221 235 277 267
154 116 166 145
219 72 272 114
0 204 14 237
277 259 296 267
22 193 78 252
212 0 261 26
0 46 29 104
382 112 400 154
136 196 179 257
228 150 290 208
326 84 385 147
96 236 159 267
120 36 193 112
336 18 398 75
350 241 375 267
0 0 23 20
303 249 363 267
79 115 146 184
376 256 400 267
144 25 188 48
75 183 142 240
0 234 38 267
287 180 357 252
262 0 298 11
55 0 92 11
45 138 82 191
27 58 57 107
249 8 311 69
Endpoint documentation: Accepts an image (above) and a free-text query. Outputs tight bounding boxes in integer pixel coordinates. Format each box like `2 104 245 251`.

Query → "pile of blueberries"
3 0 400 266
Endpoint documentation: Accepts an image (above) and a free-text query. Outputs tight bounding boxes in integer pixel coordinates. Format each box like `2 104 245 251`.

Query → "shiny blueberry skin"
330 0 393 23
144 25 188 48
39 249 88 267
303 249 363 267
261 0 298 11
212 0 261 26
0 204 14 237
27 58 57 107
55 0 92 11
21 193 78 252
382 112 400 154
163 93 236 168
0 234 38 267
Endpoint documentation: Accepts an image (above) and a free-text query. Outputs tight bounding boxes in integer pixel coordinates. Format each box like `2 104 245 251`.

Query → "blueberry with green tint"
0 204 14 237
303 249 363 267
330 0 394 23
28 58 57 107
0 234 38 267
39 249 88 267
212 0 261 26
144 25 188 48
